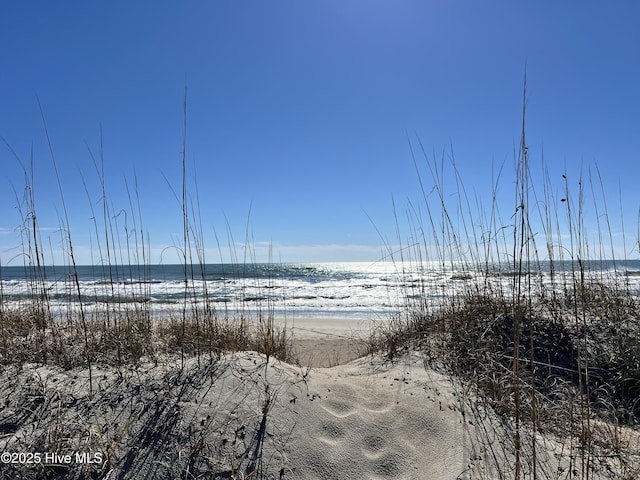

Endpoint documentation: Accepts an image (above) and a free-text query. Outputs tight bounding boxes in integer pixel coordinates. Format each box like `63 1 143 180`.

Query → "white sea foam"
2 261 639 320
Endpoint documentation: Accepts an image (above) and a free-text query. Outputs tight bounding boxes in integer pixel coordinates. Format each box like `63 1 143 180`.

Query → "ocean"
1 260 639 320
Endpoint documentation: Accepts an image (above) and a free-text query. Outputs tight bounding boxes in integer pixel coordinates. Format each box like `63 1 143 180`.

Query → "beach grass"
365 87 640 478
1 102 300 479
1 90 639 478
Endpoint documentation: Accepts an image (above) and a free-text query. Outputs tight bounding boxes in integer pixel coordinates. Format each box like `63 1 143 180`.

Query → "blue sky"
1 1 639 265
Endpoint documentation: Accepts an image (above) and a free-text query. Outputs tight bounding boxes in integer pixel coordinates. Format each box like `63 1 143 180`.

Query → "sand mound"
1 351 638 479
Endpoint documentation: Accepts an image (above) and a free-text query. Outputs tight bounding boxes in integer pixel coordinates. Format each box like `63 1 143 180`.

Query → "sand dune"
1 339 638 479
0 351 486 479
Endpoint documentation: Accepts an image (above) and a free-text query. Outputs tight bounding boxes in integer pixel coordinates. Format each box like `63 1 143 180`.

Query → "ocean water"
1 260 639 320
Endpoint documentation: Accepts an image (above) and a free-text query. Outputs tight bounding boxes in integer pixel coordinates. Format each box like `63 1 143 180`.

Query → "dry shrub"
1 307 294 368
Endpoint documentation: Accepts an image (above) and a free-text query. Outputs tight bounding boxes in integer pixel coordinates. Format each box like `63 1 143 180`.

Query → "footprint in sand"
318 419 346 445
319 399 357 418
322 382 393 415
372 451 405 477
360 433 385 459
360 395 393 413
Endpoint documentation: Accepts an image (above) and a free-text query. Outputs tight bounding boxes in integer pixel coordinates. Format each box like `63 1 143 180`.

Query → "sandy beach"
288 316 377 368
3 1 639 476
1 315 639 480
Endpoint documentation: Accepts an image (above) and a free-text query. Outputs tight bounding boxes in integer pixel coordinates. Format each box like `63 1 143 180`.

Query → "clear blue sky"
1 1 639 265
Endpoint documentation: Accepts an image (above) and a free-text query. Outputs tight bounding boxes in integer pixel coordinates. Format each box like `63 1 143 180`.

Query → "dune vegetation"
1 91 639 478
